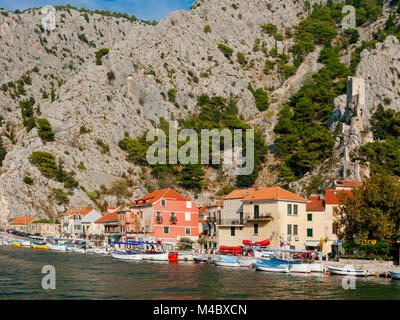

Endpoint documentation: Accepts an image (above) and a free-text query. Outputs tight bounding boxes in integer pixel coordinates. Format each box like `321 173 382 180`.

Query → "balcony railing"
247 213 272 222
156 217 163 224
170 216 177 224
218 219 244 226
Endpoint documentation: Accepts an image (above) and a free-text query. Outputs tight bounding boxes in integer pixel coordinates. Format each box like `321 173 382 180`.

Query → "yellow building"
217 187 310 250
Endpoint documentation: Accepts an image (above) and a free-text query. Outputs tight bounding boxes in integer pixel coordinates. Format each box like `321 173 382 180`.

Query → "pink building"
129 189 199 245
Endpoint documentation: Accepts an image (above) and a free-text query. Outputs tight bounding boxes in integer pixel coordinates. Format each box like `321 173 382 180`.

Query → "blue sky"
0 0 194 21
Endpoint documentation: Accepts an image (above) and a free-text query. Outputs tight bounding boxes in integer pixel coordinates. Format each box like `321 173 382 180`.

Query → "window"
239 212 244 224
186 201 192 208
185 212 191 221
161 199 166 206
294 204 298 215
287 204 292 215
307 228 313 237
287 224 292 235
293 225 298 236
254 224 258 234
163 226 169 234
186 227 191 235
254 205 259 219
332 223 337 234
231 226 235 236
307 213 312 221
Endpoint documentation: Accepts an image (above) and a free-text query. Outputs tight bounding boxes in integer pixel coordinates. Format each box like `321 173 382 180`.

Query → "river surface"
1 246 399 299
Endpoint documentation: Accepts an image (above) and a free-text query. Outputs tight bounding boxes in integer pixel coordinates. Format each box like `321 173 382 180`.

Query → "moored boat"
214 259 242 267
389 270 400 280
11 242 22 247
178 253 194 261
72 246 86 254
253 262 290 273
290 264 311 274
47 244 67 252
141 252 169 261
194 256 209 263
110 251 143 260
328 266 369 277
309 263 325 273
94 247 109 255
30 242 48 250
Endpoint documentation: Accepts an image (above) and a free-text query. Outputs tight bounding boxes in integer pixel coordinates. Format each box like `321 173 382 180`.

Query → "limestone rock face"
0 0 397 223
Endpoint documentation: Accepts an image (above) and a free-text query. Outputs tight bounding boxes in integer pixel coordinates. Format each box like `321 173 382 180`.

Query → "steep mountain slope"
0 0 398 225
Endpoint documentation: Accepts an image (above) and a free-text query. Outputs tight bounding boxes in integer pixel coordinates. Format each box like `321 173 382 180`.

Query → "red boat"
242 239 270 247
219 245 242 254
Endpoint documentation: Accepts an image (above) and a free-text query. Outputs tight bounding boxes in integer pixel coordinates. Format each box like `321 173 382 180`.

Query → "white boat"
178 253 194 261
141 252 169 261
389 270 400 280
309 263 325 273
214 259 242 267
253 262 289 273
94 247 109 255
238 259 257 267
85 247 98 254
19 240 31 247
110 251 143 260
328 266 369 277
290 264 311 274
72 246 86 254
47 244 67 252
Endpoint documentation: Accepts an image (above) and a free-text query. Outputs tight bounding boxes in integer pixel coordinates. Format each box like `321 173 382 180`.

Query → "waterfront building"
95 210 121 243
217 187 309 250
80 209 103 239
127 188 199 246
305 196 327 253
61 208 101 239
9 216 61 237
200 199 224 252
9 216 37 232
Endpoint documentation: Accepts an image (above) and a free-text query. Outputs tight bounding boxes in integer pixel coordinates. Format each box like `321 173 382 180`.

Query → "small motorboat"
178 253 194 261
30 242 48 250
253 262 290 273
194 256 209 263
85 247 98 254
72 246 86 254
237 258 257 267
141 252 169 261
110 251 143 261
214 259 241 267
47 244 67 252
328 266 369 277
94 247 109 255
289 264 311 274
389 270 400 280
11 242 22 247
309 263 325 273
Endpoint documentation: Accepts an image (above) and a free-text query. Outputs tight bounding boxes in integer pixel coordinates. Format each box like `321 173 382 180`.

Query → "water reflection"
0 247 399 300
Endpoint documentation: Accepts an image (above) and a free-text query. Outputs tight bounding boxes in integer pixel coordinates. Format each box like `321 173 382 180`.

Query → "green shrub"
95 48 109 65
37 118 55 141
254 88 269 111
237 52 247 66
204 24 211 33
52 188 69 205
218 44 233 58
23 176 34 185
78 162 87 170
261 23 277 35
0 137 6 166
168 88 177 102
107 71 115 81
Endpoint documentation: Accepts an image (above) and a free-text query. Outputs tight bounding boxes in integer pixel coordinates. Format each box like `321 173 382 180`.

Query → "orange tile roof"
10 216 37 225
325 189 353 205
334 180 363 188
199 205 210 215
306 196 325 212
242 187 308 202
131 188 190 206
65 208 93 217
224 188 255 200
95 211 119 223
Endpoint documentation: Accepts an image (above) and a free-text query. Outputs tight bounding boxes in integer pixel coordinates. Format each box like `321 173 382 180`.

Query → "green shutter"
307 228 313 237
307 213 312 221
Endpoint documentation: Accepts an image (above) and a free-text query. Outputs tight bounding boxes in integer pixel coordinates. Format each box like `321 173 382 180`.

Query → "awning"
305 241 320 247
108 234 121 238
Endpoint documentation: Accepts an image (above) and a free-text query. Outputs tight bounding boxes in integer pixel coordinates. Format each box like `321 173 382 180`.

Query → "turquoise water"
1 246 399 299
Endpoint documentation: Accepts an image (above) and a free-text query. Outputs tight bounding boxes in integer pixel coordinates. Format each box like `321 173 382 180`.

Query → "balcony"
218 219 244 226
170 216 177 224
247 213 272 222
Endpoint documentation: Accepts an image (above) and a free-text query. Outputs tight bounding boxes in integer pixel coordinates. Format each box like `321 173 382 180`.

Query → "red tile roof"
242 187 308 202
334 180 363 188
224 188 255 200
306 196 325 212
199 205 209 215
95 211 118 223
325 189 353 205
65 208 93 217
131 188 190 206
10 216 37 225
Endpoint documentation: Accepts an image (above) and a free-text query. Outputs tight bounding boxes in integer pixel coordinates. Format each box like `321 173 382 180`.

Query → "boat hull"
11 242 22 247
253 263 289 273
142 252 169 261
30 242 48 250
48 244 67 252
389 270 400 280
328 266 369 277
110 251 143 260
290 264 311 274
309 263 325 273
194 257 209 263
178 253 194 261
214 260 241 267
